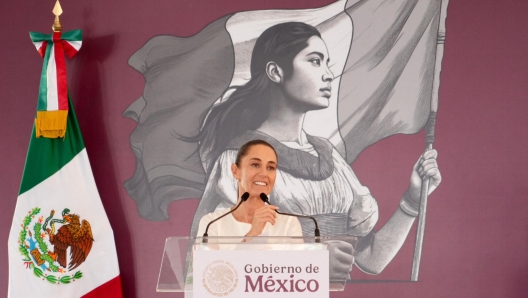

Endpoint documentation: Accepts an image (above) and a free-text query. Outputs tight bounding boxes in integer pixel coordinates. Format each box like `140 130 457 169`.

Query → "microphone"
202 192 250 242
259 193 320 242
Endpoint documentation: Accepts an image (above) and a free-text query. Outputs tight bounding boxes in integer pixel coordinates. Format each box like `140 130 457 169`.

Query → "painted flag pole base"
410 144 433 281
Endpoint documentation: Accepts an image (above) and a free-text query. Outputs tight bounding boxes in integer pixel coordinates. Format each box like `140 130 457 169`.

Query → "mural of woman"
188 22 441 275
124 0 447 280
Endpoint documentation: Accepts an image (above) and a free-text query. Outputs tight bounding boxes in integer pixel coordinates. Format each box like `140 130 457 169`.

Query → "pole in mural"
7 1 123 296
411 104 437 281
411 0 448 280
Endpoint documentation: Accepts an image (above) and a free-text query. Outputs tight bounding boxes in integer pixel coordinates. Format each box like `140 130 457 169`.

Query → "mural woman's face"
282 35 334 111
232 144 277 198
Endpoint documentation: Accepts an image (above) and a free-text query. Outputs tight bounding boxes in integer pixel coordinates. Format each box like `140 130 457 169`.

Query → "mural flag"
124 0 448 221
7 30 123 297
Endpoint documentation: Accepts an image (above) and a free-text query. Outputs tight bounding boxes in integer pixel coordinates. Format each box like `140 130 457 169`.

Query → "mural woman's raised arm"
355 150 441 274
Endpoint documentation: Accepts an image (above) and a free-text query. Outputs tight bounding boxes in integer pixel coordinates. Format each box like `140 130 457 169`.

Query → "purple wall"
1 0 527 296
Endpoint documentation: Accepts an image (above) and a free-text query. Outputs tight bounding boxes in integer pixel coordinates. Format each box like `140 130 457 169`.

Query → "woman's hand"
408 149 441 203
246 205 278 236
327 240 355 281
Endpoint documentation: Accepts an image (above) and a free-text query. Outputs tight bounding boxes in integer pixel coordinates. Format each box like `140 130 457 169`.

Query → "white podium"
157 236 356 297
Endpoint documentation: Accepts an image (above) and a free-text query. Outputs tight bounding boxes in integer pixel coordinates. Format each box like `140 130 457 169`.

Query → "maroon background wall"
1 0 527 297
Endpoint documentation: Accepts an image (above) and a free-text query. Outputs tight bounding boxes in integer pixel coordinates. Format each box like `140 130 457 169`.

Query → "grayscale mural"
124 0 448 276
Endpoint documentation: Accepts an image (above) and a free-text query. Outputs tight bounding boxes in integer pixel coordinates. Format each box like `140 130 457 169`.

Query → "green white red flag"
7 29 123 297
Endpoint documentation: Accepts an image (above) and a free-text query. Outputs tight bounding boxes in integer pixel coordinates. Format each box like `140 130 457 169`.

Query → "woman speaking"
197 140 303 238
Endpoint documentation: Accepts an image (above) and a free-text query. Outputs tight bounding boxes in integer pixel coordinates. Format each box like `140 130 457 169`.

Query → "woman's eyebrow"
307 51 324 60
307 51 330 63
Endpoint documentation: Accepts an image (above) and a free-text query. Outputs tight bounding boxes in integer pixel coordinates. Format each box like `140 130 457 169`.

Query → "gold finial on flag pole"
52 0 63 32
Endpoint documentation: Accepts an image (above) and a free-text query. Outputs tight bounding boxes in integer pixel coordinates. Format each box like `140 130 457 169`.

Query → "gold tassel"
35 110 68 138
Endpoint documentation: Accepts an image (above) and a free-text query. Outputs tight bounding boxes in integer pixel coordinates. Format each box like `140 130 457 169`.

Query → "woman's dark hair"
235 139 278 167
190 22 321 167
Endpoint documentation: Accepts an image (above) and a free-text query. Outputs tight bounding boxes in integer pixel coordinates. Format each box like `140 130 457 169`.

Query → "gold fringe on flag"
35 110 68 138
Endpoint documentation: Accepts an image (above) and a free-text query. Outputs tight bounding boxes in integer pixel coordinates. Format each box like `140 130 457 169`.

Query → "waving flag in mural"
124 0 447 275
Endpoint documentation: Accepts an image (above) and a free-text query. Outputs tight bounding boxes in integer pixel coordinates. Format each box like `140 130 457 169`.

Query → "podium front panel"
157 236 355 294
194 243 328 297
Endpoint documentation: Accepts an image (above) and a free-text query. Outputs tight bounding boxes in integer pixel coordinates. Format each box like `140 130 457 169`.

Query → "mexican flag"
7 30 122 297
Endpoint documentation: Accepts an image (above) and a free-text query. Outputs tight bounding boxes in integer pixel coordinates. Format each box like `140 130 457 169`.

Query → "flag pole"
52 0 63 32
410 113 436 281
411 0 449 282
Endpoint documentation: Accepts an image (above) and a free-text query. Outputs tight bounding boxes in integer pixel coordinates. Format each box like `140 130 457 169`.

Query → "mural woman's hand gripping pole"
410 112 441 281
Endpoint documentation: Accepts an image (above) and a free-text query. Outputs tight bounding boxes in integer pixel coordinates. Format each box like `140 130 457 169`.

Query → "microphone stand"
202 192 250 243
